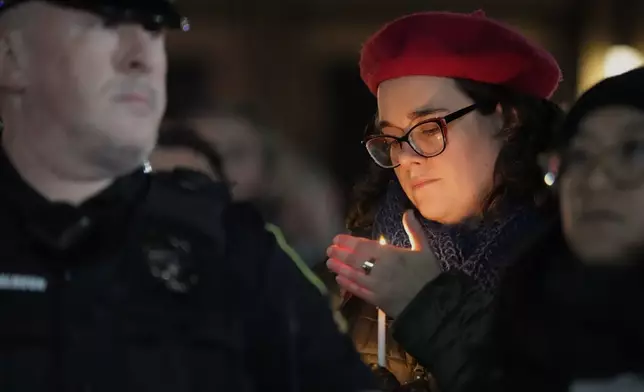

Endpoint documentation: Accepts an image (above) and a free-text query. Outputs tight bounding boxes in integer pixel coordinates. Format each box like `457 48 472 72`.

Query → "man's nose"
579 161 612 192
117 25 162 73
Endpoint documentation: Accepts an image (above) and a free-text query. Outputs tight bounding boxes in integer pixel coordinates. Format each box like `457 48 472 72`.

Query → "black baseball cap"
0 0 188 30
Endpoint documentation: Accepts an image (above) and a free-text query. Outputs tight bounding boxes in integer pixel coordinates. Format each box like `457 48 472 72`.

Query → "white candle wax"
377 308 386 368
376 235 388 368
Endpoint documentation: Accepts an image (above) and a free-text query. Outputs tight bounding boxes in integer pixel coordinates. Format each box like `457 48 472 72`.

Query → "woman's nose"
396 142 424 166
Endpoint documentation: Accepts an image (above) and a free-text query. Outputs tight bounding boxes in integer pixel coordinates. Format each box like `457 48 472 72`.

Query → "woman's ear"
495 103 520 130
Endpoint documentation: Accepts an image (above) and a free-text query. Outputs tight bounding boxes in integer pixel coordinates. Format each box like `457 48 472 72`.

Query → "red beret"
359 10 562 99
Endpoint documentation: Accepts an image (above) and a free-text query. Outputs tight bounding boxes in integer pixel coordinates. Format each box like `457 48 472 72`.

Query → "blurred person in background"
270 146 346 267
149 125 226 181
152 58 225 179
0 0 378 390
197 111 345 267
479 66 644 392
163 55 344 266
324 10 563 391
194 113 266 203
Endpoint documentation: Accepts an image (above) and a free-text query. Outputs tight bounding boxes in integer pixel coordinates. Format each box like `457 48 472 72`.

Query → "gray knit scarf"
372 182 545 290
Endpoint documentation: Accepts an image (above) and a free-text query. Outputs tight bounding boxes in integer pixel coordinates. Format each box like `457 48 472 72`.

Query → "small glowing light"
544 172 556 186
143 161 153 173
603 45 644 78
378 235 387 246
180 17 190 32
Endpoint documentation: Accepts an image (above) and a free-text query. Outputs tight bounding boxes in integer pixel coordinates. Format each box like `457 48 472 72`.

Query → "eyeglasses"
562 139 644 188
362 104 478 168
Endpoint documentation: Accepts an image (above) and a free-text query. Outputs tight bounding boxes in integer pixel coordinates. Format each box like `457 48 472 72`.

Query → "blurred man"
197 114 345 265
149 125 226 181
196 115 266 201
0 1 376 391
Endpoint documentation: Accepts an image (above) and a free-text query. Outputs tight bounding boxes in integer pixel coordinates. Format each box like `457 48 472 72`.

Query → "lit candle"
377 235 387 368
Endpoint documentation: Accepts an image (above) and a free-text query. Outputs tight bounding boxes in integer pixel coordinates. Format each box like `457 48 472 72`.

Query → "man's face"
19 3 167 176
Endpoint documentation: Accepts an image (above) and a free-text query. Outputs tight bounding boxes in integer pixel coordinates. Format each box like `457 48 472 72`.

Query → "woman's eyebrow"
377 107 447 129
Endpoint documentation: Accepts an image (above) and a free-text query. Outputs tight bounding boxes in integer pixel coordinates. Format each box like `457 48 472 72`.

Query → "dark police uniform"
0 150 376 392
0 1 376 391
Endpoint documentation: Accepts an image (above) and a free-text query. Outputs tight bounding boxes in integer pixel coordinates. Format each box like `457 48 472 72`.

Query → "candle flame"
378 235 387 246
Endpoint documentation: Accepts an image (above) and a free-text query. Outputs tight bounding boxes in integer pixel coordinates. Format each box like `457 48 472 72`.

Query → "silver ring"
361 258 376 275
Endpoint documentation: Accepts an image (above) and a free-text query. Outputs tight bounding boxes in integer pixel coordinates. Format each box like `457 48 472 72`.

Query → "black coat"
489 222 644 391
0 152 375 392
385 217 569 391
394 216 644 392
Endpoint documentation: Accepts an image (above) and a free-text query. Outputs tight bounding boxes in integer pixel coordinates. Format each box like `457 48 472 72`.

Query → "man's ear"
0 32 29 91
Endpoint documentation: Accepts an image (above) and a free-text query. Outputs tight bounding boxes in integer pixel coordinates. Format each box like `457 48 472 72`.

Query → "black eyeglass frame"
362 104 478 169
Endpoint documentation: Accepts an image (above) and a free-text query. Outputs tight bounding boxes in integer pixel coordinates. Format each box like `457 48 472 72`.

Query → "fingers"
326 258 373 288
333 234 372 250
327 245 374 269
335 275 376 304
328 235 382 268
402 209 428 252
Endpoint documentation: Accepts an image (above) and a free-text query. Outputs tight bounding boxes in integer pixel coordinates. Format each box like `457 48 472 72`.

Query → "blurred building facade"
166 0 644 204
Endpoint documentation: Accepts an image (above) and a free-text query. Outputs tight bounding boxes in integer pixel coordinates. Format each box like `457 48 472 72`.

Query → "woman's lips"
411 178 440 190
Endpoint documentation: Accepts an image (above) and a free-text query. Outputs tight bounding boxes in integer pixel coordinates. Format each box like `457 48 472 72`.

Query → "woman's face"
377 76 504 223
560 106 644 264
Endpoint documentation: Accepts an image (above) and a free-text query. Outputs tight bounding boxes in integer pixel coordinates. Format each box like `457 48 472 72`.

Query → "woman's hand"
326 210 442 317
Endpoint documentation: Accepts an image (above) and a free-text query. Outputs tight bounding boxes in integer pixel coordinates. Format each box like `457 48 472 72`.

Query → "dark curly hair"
346 78 564 233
